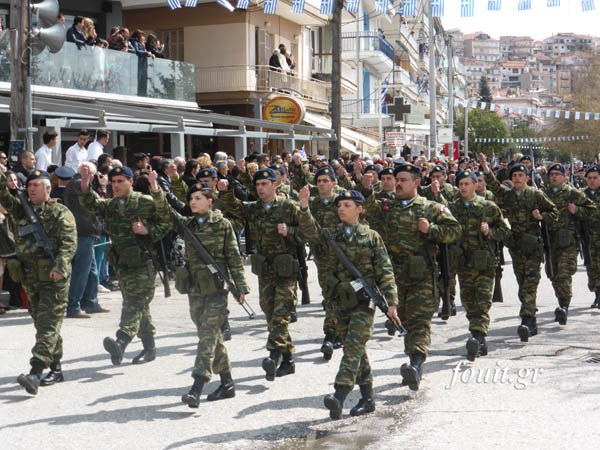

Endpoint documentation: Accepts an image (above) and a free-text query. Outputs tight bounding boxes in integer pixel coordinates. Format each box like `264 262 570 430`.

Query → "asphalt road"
1 253 600 450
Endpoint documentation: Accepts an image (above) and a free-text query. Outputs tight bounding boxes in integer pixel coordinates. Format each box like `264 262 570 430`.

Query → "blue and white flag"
565 111 571 119
582 0 595 11
320 0 334 15
575 111 581 120
400 0 417 16
546 109 552 118
376 0 390 14
595 112 600 120
585 112 590 120
430 0 444 16
346 0 360 13
555 110 561 118
460 0 474 17
236 0 250 9
263 0 278 14
299 145 307 158
518 0 531 11
167 0 182 10
380 79 389 111
480 102 487 110
216 0 235 11
490 103 495 111
185 0 198 6
487 0 501 11
547 0 560 7
291 0 305 13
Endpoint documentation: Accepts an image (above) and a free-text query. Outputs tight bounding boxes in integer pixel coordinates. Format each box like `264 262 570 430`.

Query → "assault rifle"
156 239 171 298
297 244 311 305
15 189 55 260
438 244 452 320
322 229 407 336
529 151 554 281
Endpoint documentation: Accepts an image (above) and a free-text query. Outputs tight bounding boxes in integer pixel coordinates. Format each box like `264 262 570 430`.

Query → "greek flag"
518 0 531 11
380 79 389 111
299 145 307 159
430 0 444 16
184 0 198 6
346 0 360 13
582 0 595 11
400 0 417 16
291 0 305 13
167 0 181 10
460 0 474 17
263 0 278 14
547 0 560 7
487 0 501 10
320 0 334 15
375 0 390 14
236 0 250 9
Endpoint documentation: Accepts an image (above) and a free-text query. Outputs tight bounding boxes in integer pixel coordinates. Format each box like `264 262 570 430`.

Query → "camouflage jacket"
543 183 596 237
584 187 600 240
298 209 398 306
476 189 496 202
0 174 77 278
151 189 249 294
419 183 459 204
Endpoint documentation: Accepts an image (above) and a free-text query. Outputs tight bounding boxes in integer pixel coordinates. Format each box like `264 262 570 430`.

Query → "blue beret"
196 168 217 179
430 165 447 174
455 169 478 183
55 166 76 180
187 181 214 200
548 163 565 174
509 164 530 177
108 166 133 180
586 164 600 177
269 164 286 176
26 170 50 183
334 189 365 205
315 166 336 180
394 163 422 178
253 168 277 184
378 167 394 179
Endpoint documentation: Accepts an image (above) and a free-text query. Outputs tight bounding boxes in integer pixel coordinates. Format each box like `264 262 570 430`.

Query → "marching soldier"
80 165 170 366
479 153 558 342
217 168 302 381
363 163 461 390
543 163 596 324
298 187 400 420
450 170 509 360
0 170 77 395
149 173 249 408
419 164 459 203
583 165 600 308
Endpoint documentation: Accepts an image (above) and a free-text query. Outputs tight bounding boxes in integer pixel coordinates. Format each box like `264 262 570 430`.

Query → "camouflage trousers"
117 265 157 339
509 248 541 317
550 245 578 301
396 275 437 357
587 243 600 292
24 275 69 368
457 269 494 335
315 255 337 337
258 273 296 354
188 292 231 380
334 304 375 387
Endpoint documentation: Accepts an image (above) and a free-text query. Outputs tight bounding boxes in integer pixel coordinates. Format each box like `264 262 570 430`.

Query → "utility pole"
330 0 342 160
9 0 30 148
427 6 437 158
446 33 454 130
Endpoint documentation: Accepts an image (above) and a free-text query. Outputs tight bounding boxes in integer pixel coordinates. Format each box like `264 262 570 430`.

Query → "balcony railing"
342 98 386 115
341 31 395 62
1 42 196 102
195 65 328 103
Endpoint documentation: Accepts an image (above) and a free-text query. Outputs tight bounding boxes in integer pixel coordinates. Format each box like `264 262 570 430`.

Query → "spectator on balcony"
108 27 129 52
66 16 86 50
82 18 97 47
146 34 165 59
107 26 120 47
269 49 281 71
129 30 154 96
278 44 295 71
129 30 154 59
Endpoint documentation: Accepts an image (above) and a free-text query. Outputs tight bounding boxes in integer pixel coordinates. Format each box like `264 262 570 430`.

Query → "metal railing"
341 31 395 62
341 98 385 115
195 65 328 102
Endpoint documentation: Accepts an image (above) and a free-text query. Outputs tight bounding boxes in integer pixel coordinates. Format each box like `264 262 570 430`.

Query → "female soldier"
297 186 400 420
148 171 249 408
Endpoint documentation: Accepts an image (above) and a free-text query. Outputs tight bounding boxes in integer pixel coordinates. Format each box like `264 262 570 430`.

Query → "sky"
440 1 600 41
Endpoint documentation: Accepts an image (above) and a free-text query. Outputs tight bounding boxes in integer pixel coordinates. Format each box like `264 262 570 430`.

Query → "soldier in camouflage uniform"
475 170 496 201
149 173 249 408
419 165 459 203
584 165 600 308
298 187 400 420
217 168 302 381
80 165 170 365
364 163 461 390
450 170 509 360
543 163 596 324
0 170 77 395
270 163 299 201
479 153 558 342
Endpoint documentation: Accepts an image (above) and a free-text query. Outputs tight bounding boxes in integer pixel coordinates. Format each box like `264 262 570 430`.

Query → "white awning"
304 112 380 155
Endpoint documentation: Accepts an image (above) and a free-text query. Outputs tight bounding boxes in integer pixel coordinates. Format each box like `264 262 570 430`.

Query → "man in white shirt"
64 130 90 171
35 130 58 171
87 129 110 162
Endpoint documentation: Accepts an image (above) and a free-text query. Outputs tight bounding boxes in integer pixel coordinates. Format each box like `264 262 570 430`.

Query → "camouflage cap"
547 163 565 174
334 189 365 205
253 168 277 184
315 165 336 181
509 163 530 177
394 163 422 178
26 169 50 183
196 168 217 180
108 166 133 180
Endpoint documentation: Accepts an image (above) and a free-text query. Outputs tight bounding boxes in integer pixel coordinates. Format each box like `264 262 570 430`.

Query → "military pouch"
123 247 145 268
195 267 222 296
6 258 23 283
407 255 428 280
273 254 299 278
37 259 54 282
519 233 540 256
250 253 266 276
448 245 464 268
555 229 573 249
175 266 191 295
324 273 340 299
337 280 360 309
470 250 496 271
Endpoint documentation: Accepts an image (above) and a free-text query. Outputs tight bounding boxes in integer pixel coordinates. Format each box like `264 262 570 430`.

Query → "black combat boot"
17 361 44 395
207 371 235 401
321 332 335 361
181 375 208 408
350 383 375 416
333 335 343 349
262 350 281 381
466 331 481 362
276 353 296 377
103 330 131 365
518 316 538 342
400 352 425 391
554 299 570 326
132 335 157 364
40 360 64 386
324 384 352 420
478 333 488 356
221 318 232 342
591 289 600 308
